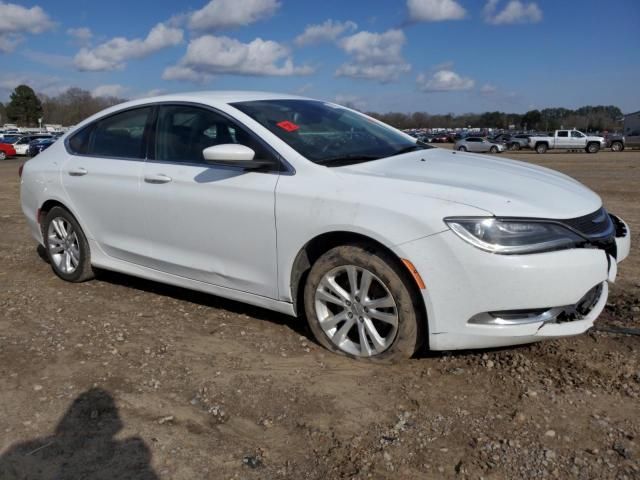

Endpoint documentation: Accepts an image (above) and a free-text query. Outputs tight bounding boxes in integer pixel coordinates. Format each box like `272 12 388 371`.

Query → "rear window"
67 126 93 154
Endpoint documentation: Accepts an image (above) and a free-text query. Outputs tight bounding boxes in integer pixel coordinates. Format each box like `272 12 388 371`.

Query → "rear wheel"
42 207 94 282
535 143 548 154
490 146 498 153
586 142 600 154
458 146 467 152
509 142 520 151
611 141 623 152
0 151 6 160
304 244 423 362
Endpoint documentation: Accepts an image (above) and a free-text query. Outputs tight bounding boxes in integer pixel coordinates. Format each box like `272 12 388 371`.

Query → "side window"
557 131 569 138
571 131 584 138
68 125 94 155
155 105 275 164
88 107 152 159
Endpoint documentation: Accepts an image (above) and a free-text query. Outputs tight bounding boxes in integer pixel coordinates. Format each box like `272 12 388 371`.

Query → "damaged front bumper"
395 215 631 350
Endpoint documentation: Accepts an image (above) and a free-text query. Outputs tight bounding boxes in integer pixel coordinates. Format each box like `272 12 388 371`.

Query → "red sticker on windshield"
276 121 300 132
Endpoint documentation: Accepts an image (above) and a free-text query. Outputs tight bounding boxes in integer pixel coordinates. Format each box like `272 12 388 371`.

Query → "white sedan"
20 92 631 361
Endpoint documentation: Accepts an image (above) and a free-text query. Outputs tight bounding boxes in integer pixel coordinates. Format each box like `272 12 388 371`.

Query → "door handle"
144 174 172 184
68 167 88 176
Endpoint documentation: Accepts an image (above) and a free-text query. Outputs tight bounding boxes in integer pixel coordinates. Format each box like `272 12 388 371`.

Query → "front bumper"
396 217 630 350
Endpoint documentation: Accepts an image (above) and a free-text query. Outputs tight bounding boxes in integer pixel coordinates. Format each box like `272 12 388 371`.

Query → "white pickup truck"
528 130 606 154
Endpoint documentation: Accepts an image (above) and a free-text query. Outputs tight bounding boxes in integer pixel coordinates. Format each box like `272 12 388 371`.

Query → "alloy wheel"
314 265 399 357
47 217 81 274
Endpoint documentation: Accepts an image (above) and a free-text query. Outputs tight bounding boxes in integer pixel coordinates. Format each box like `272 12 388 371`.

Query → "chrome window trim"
64 100 295 176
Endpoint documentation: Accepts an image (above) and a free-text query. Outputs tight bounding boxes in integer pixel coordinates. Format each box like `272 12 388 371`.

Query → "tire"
0 151 6 160
611 141 623 152
42 206 94 282
509 143 520 151
586 143 600 154
535 143 548 154
304 244 424 362
490 146 498 153
457 146 467 152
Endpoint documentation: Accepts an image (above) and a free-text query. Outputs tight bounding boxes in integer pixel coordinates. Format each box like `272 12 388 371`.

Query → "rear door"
61 106 153 264
555 130 570 149
140 104 281 298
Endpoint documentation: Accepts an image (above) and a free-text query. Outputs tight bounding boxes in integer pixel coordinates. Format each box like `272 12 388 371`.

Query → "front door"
141 104 280 298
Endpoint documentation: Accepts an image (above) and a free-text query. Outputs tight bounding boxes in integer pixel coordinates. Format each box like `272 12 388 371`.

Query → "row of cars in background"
0 132 60 159
408 128 640 154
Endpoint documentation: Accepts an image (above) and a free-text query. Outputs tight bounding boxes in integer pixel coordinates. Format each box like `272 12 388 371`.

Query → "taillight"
18 164 24 178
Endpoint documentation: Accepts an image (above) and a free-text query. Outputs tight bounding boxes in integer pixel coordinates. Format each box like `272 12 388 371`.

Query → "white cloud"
336 29 411 83
417 69 475 92
0 2 54 53
484 0 542 24
333 94 367 111
294 19 358 47
74 22 183 71
23 49 73 68
67 27 93 42
480 83 497 95
163 35 313 82
189 0 280 30
407 0 466 22
0 73 67 99
91 84 128 98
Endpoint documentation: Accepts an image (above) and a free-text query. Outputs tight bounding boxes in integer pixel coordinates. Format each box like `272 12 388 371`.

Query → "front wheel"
490 146 498 153
0 151 6 160
586 143 600 154
610 141 624 152
509 143 520 151
304 244 423 361
457 146 467 152
42 207 95 282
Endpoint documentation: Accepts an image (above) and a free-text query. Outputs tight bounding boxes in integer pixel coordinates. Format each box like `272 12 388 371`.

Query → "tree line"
0 85 125 127
0 84 626 133
365 105 624 132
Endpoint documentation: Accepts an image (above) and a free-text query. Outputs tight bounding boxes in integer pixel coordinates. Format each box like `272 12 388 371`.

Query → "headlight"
445 217 585 254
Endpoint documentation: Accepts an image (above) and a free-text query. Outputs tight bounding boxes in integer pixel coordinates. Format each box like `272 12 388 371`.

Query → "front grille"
562 207 615 239
610 214 627 238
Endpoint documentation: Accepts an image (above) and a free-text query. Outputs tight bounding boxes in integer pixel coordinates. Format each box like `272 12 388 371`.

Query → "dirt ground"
0 148 638 480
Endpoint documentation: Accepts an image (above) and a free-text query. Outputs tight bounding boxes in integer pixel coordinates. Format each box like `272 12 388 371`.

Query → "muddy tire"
42 206 95 282
304 244 424 362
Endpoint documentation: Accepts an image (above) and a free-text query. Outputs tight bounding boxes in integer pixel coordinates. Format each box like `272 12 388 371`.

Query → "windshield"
231 99 430 165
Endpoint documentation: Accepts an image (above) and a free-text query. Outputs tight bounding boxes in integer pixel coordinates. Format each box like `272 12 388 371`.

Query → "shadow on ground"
0 388 159 479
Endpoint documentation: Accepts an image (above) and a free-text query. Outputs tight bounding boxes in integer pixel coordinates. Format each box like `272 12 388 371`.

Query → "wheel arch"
289 231 427 326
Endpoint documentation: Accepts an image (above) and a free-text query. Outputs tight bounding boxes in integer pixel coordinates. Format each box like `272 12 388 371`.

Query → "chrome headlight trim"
444 217 587 254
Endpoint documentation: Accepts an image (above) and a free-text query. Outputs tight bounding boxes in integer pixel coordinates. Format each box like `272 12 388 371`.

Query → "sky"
1 0 639 114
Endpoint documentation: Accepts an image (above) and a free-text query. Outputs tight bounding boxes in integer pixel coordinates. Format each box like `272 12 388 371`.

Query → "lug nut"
346 301 351 306
348 312 353 318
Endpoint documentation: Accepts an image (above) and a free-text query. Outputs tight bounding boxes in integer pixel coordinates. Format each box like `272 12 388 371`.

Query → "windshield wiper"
316 155 381 167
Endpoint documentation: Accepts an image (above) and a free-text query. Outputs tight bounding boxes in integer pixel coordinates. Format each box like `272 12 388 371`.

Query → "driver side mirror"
202 144 274 170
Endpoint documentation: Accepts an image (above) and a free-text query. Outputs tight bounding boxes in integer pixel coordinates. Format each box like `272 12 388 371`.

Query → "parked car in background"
508 134 532 151
20 92 631 360
0 142 17 160
0 134 23 144
431 133 449 143
28 137 56 157
528 130 605 154
13 134 53 155
455 136 506 153
607 130 640 152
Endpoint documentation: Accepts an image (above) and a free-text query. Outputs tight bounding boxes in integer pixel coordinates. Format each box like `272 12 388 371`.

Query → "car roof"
70 91 316 131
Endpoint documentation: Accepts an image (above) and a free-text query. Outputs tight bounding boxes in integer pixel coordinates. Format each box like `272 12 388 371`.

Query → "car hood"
338 148 602 219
